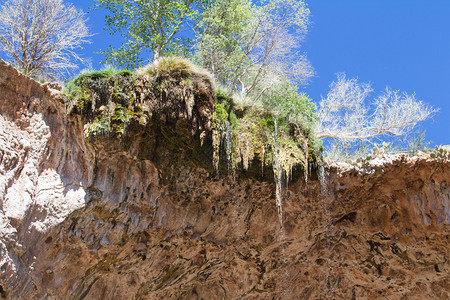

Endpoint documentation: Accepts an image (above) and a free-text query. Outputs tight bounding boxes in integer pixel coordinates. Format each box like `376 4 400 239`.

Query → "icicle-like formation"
303 138 309 184
243 140 250 170
225 121 233 174
212 129 220 172
261 146 265 177
319 164 339 297
273 119 283 223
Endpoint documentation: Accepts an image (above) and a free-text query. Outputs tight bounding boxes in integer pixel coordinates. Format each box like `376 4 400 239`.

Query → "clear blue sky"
301 0 450 146
60 1 450 145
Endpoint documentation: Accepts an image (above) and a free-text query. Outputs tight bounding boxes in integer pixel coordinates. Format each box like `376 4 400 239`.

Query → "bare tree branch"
315 73 438 142
0 0 90 79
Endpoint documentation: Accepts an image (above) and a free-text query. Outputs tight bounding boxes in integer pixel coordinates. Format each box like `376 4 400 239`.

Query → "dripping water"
225 120 233 175
273 119 291 296
319 164 339 297
273 118 283 225
212 129 220 172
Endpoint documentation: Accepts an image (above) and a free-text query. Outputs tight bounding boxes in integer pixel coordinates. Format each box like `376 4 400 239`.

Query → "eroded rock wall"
0 60 449 299
0 59 94 297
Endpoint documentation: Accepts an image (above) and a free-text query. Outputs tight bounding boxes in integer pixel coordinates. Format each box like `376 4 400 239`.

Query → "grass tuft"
137 56 213 82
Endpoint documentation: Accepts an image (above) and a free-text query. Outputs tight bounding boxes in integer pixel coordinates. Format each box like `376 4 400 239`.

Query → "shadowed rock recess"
0 58 449 299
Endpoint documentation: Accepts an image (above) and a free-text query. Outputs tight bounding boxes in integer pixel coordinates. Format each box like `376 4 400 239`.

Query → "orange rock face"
0 59 448 299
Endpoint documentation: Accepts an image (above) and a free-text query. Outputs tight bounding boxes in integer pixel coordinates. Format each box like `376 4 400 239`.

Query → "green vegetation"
93 0 205 68
211 86 319 179
140 57 194 77
64 67 144 139
137 56 212 83
430 145 450 162
194 0 312 96
90 0 434 167
407 129 431 156
2 0 435 166
64 57 319 180
63 68 133 105
192 0 319 177
89 1 317 176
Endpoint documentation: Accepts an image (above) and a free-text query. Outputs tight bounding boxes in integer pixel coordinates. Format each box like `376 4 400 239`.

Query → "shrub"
430 145 450 162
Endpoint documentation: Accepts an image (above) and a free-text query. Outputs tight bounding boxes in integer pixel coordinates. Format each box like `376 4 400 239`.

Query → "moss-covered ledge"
64 57 320 182
65 57 214 140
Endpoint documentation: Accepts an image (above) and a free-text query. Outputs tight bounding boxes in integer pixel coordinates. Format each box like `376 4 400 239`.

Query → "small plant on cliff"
430 145 450 162
85 112 111 138
141 56 193 77
137 56 212 83
406 129 431 156
0 0 90 79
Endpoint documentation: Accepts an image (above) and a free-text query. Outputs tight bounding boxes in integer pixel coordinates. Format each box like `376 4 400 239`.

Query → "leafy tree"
258 76 316 129
94 0 204 69
315 73 437 143
0 0 90 79
194 0 252 87
195 0 313 98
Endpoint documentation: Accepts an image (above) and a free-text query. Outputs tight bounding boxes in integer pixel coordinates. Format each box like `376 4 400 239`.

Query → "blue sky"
301 0 450 146
9 0 450 145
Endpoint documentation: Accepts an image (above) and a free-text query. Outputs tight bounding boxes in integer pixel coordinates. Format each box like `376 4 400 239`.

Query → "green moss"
116 69 133 76
229 111 239 129
260 116 275 131
212 102 229 129
83 102 146 139
111 105 132 135
63 81 88 107
64 67 147 140
211 93 315 180
64 67 134 104
72 69 116 86
85 113 110 139
215 88 233 110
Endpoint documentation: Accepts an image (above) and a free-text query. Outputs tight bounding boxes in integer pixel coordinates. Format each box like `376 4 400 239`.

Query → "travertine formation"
0 59 448 299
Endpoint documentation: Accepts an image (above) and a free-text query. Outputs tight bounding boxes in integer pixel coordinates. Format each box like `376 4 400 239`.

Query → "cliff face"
0 59 449 299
